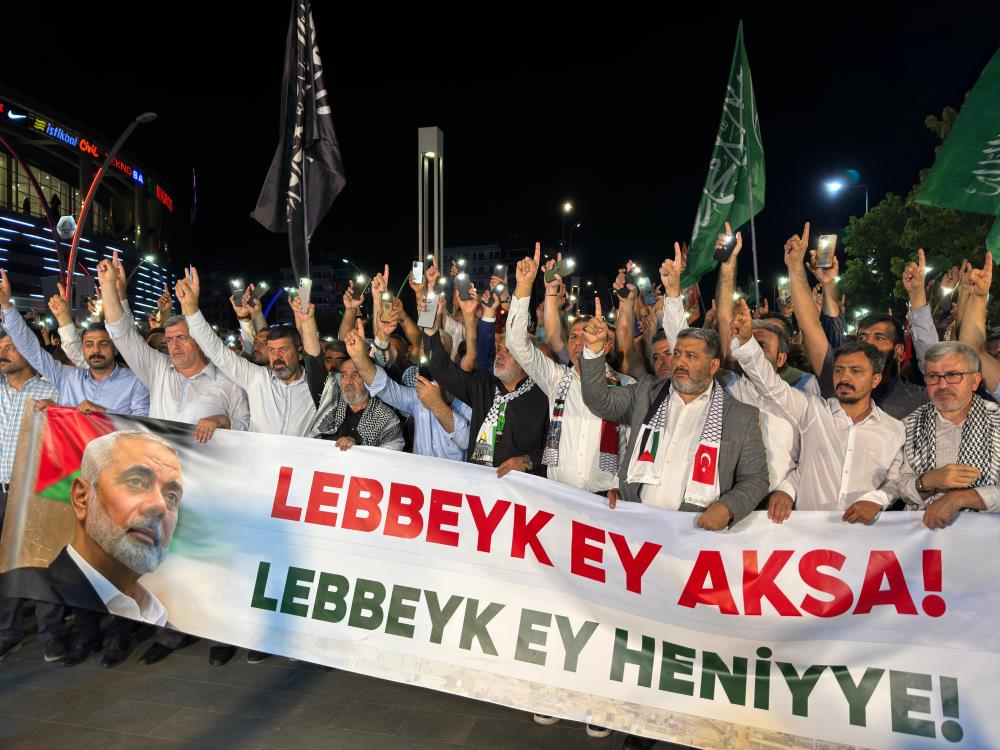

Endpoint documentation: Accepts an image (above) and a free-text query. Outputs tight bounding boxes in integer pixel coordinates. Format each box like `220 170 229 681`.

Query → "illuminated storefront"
0 89 176 315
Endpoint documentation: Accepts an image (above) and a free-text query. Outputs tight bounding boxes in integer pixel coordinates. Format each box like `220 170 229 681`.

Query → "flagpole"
746 170 761 308
301 154 309 281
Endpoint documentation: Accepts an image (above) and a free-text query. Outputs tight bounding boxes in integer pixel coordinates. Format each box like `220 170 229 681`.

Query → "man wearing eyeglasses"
899 341 1000 529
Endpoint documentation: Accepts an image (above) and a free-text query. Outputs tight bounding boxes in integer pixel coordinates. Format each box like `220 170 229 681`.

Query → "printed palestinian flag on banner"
34 407 115 502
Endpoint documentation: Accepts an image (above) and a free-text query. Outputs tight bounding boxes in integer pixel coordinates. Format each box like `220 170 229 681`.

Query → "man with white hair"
900 341 1000 529
308 321 405 452
0 431 181 647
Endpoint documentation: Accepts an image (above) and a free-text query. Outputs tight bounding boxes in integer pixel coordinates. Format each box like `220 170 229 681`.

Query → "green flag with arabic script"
915 44 1000 260
683 21 765 288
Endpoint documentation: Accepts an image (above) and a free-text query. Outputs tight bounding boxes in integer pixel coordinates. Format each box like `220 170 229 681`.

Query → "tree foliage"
840 102 995 320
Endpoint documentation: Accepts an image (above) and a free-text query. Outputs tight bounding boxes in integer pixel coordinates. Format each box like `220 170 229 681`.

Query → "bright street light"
562 202 574 214
823 175 869 214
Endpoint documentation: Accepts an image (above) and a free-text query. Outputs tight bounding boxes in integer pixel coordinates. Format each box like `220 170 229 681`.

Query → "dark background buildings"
3 4 998 324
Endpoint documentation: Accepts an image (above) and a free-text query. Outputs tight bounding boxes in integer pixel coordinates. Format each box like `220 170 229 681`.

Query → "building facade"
0 88 176 318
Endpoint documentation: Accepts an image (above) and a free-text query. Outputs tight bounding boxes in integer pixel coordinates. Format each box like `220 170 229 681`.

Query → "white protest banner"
1 406 996 749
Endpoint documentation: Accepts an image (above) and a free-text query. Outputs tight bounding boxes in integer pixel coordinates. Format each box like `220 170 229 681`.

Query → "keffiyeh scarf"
470 378 535 466
904 395 999 488
542 366 623 474
626 381 724 507
309 375 402 447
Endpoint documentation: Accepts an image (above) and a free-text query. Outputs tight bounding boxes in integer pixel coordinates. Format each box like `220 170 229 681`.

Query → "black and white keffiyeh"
309 375 402 447
904 395 1000 487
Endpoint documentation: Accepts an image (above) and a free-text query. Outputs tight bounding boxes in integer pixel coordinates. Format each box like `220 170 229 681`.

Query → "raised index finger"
917 248 926 270
533 242 541 265
594 297 603 319
801 221 811 247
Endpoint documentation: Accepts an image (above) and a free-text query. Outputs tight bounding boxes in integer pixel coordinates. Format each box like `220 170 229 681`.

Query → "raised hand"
414 375 445 409
458 283 480 318
901 248 928 307
583 298 610 352
230 284 254 319
703 298 718 329
965 250 993 297
157 283 174 321
175 266 201 315
424 256 440 289
807 248 839 286
96 258 117 298
112 251 128 300
715 221 743 269
371 264 390 297
753 297 770 318
543 253 564 296
515 242 541 294
289 294 315 321
344 318 368 361
940 265 960 293
659 242 684 298
612 268 626 293
784 221 811 269
0 269 12 309
343 280 364 310
730 298 753 344
48 283 70 323
482 290 501 316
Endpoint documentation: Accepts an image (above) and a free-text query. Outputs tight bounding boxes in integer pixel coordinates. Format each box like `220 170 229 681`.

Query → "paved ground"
0 631 634 749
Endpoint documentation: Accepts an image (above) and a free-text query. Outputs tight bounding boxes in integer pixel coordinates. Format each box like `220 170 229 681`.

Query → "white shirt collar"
670 386 712 407
66 544 167 626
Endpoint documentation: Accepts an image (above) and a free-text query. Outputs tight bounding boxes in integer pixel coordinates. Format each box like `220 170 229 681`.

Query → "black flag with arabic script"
251 0 346 281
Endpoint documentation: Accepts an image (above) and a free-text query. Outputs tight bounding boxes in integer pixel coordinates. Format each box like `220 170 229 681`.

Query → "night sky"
8 5 999 303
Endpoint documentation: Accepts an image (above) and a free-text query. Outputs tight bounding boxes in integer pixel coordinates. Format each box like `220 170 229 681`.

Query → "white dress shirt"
186 310 316 436
639 387 712 510
507 296 631 492
720 371 799 492
66 544 167 626
103 310 250 428
732 336 904 510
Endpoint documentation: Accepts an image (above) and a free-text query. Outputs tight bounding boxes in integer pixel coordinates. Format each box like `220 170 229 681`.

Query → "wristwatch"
916 473 931 493
521 456 533 472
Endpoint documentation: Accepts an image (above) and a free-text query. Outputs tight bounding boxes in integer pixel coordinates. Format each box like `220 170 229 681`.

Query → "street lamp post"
568 222 581 253
560 201 573 251
824 179 869 215
65 111 157 294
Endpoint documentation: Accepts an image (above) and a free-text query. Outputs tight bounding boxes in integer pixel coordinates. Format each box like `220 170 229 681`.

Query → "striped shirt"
1 373 58 485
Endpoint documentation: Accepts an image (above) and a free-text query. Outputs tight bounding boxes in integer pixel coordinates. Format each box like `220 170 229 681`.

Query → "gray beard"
493 362 520 381
84 489 166 575
671 372 712 395
272 362 300 380
341 386 369 406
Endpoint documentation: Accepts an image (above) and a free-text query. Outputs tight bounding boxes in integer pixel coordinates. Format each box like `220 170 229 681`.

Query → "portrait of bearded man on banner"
0 430 182 626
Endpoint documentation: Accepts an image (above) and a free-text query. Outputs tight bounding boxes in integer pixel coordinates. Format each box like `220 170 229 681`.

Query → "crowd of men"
1 223 998 750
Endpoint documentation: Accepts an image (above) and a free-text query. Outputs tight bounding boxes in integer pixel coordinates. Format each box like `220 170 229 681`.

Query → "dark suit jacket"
0 547 107 614
580 354 769 523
